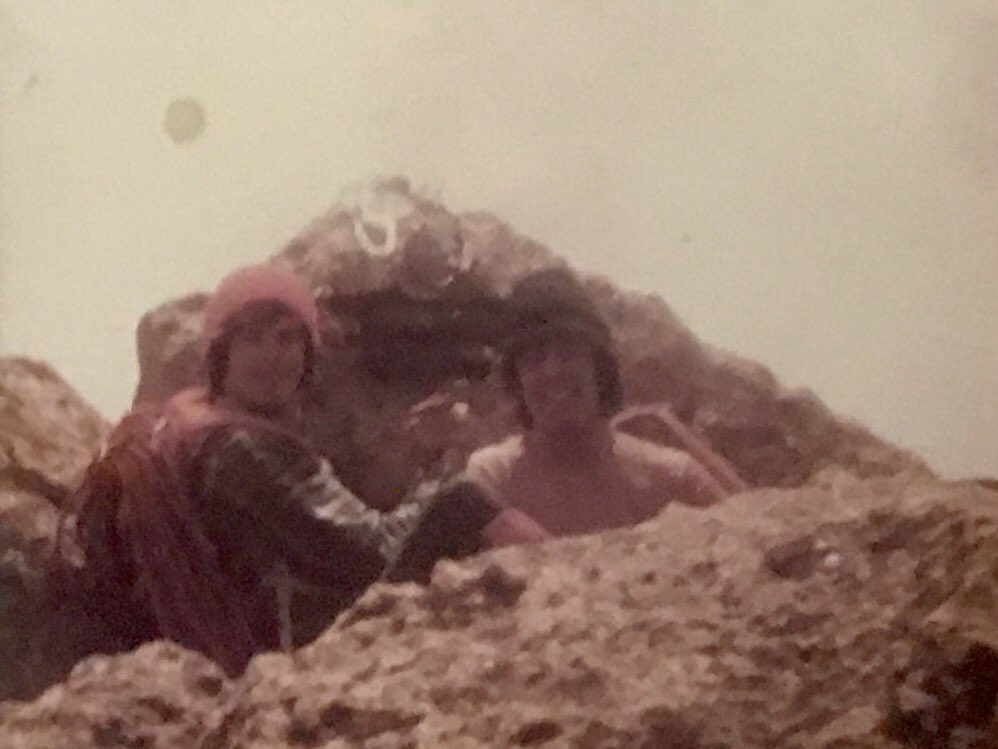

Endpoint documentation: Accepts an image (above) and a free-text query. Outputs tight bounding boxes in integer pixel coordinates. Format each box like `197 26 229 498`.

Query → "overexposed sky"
1 1 996 479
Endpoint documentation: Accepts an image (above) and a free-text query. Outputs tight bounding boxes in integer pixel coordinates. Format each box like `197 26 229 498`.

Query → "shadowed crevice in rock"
884 641 998 748
284 699 424 746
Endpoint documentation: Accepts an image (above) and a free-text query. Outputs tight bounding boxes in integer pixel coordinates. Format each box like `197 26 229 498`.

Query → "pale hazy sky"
1 2 996 479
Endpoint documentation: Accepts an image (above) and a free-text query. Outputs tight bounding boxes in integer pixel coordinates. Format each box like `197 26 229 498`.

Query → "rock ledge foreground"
2 476 996 748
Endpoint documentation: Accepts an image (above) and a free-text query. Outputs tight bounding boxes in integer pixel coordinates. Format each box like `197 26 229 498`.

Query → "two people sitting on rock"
65 264 421 676
64 262 738 675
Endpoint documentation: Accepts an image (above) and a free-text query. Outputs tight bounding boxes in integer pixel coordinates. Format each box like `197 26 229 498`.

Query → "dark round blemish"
512 719 563 746
362 221 388 246
164 97 207 144
480 563 527 607
193 674 223 697
763 537 821 580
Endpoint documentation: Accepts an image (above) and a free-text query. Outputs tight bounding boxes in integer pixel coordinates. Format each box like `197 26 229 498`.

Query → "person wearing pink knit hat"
201 263 321 422
202 263 321 346
65 263 417 677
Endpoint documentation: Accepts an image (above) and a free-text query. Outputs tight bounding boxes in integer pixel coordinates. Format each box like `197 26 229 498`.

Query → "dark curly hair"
206 299 316 398
501 269 623 427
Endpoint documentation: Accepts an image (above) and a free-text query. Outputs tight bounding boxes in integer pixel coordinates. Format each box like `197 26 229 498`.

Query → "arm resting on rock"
200 430 389 595
386 480 552 584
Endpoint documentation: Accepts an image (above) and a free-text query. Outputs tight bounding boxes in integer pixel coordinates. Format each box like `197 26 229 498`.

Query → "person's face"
517 335 602 432
222 311 308 413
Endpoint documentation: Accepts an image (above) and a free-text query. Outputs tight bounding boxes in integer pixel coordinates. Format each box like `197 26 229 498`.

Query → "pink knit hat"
203 264 320 344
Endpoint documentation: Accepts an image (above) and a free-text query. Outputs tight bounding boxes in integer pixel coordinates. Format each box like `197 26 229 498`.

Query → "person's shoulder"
464 434 525 495
612 431 694 474
614 430 728 506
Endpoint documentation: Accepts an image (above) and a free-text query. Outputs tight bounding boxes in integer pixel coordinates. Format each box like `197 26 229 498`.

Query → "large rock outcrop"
2 475 995 748
0 358 112 701
133 178 929 509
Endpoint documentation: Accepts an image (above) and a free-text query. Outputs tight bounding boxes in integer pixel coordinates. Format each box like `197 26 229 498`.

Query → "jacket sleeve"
196 428 391 594
383 480 503 584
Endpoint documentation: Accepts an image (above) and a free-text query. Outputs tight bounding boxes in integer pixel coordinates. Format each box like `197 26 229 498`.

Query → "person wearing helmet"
466 268 728 544
68 263 416 676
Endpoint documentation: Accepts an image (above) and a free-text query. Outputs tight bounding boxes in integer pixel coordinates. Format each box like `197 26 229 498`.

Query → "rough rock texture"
2 476 995 748
0 358 113 701
132 178 930 509
0 358 109 496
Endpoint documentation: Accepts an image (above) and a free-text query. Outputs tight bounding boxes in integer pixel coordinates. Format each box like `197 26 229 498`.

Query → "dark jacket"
69 388 414 675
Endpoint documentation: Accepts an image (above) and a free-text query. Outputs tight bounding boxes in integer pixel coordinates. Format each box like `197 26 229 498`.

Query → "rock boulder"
2 476 994 748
